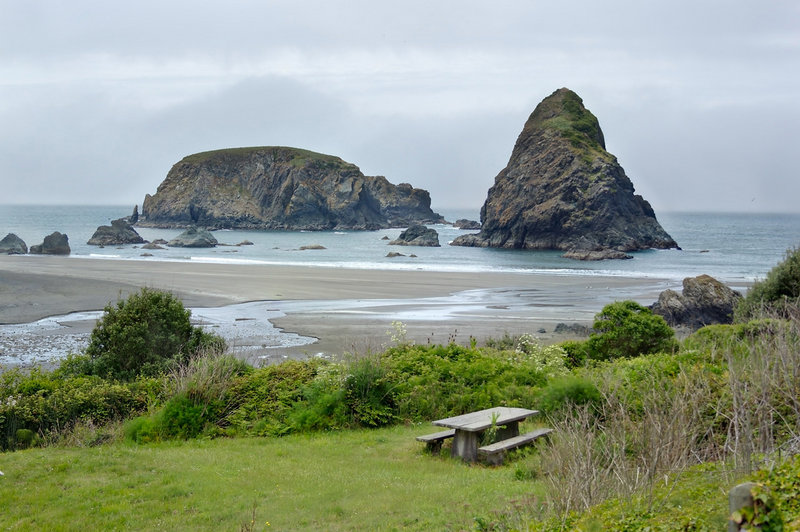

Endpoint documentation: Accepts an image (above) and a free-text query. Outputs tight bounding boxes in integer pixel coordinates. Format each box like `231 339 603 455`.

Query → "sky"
1 1 799 214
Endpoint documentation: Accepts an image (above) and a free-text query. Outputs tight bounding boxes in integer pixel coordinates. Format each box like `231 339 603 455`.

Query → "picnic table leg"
451 430 479 462
497 421 520 441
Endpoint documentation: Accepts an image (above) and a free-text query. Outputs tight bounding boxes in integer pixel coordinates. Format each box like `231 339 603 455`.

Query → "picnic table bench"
415 429 455 454
416 406 551 463
478 427 553 465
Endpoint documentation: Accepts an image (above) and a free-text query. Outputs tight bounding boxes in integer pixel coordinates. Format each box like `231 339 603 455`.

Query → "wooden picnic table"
432 406 539 462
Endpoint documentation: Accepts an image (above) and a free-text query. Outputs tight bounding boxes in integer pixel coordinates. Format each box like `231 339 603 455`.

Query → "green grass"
178 146 353 171
0 424 543 531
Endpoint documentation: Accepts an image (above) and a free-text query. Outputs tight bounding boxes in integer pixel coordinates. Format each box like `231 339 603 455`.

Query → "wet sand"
0 255 676 363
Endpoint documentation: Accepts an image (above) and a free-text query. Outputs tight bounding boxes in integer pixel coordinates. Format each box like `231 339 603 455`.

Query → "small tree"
586 300 676 360
86 288 224 380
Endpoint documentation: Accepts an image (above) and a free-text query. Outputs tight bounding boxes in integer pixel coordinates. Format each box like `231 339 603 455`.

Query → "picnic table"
429 406 541 462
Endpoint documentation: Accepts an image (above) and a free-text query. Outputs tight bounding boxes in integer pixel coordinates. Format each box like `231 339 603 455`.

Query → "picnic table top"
432 407 538 433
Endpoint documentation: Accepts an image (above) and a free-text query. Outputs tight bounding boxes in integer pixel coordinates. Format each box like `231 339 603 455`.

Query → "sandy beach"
0 255 677 365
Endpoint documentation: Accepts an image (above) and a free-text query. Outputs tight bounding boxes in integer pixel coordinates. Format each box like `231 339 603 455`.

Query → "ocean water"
2 205 799 368
1 205 799 288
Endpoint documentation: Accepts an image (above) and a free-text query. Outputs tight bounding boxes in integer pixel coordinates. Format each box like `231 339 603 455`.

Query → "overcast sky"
1 1 798 214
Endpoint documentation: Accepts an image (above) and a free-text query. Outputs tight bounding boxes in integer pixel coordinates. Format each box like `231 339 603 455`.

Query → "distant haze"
1 1 798 213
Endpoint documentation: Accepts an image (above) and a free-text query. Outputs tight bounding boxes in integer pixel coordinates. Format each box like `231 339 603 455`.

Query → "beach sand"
0 255 677 364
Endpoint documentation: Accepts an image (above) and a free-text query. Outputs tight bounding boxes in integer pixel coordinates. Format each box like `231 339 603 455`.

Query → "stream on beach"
0 282 672 370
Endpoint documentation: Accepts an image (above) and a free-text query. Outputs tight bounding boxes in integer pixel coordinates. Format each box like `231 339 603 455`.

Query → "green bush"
557 340 589 368
157 393 210 439
755 453 800 527
123 415 160 444
585 300 677 360
683 319 794 362
384 342 544 421
225 360 321 436
536 376 601 416
86 288 225 380
0 370 158 450
344 357 395 427
289 384 348 432
737 247 800 321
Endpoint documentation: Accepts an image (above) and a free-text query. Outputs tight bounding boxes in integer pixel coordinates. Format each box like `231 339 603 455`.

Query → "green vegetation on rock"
179 146 350 169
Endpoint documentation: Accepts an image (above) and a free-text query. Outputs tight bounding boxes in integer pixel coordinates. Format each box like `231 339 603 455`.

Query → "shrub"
585 300 677 360
157 393 210 439
123 415 160 444
383 342 543 421
0 371 158 450
558 340 589 368
510 335 569 378
225 360 321 436
536 376 601 416
755 453 800 527
344 356 395 427
737 247 800 321
85 288 225 380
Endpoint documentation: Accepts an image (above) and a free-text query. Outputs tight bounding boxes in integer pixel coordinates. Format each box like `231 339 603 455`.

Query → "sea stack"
451 88 678 257
139 147 444 230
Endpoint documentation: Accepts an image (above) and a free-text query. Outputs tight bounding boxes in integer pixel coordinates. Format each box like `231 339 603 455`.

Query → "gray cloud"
1 1 798 213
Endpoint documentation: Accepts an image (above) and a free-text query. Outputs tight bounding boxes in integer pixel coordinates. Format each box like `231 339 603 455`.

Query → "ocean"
1 205 799 290
2 205 799 368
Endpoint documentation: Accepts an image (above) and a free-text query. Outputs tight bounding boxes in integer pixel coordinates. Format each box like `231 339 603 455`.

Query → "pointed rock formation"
451 88 678 257
139 147 444 230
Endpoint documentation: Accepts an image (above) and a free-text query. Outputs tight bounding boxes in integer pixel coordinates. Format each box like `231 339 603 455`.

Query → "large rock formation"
88 217 145 246
651 274 742 330
451 88 678 257
389 224 440 247
0 233 27 254
139 147 444 230
30 232 70 255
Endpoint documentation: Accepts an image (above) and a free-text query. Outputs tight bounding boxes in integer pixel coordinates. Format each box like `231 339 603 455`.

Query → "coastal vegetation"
3 251 800 529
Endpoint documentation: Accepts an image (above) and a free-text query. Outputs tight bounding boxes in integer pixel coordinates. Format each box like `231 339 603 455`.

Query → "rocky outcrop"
167 227 218 248
0 233 27 254
389 225 440 247
451 88 678 259
30 232 70 255
454 219 481 230
139 147 444 230
88 218 145 246
651 275 742 330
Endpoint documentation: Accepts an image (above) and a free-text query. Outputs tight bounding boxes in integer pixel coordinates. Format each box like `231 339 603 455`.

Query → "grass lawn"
0 424 543 531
